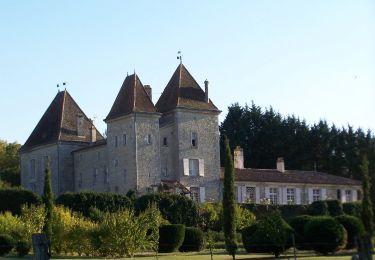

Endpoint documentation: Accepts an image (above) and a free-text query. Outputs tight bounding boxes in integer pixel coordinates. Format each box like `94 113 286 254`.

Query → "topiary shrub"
242 203 308 221
179 227 205 252
308 200 329 216
15 240 31 257
158 224 185 253
0 234 14 256
242 212 293 258
326 200 343 216
304 216 346 254
343 202 362 218
288 215 313 250
136 193 199 226
0 188 41 215
335 215 365 249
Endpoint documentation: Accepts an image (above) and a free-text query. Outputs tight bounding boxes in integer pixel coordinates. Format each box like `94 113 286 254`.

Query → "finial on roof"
57 82 67 93
177 50 183 64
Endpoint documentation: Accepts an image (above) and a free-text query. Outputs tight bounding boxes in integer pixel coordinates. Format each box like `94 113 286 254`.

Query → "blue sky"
1 1 374 143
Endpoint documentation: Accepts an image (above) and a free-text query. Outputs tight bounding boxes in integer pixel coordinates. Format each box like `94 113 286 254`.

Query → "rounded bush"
0 188 41 215
326 200 343 216
304 216 346 254
335 215 364 249
179 227 205 252
242 212 293 258
288 215 313 250
15 240 31 257
158 224 185 253
308 200 328 216
0 234 14 256
343 202 362 218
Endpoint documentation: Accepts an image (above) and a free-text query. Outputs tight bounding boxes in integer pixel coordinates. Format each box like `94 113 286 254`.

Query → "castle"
20 63 361 204
20 63 221 202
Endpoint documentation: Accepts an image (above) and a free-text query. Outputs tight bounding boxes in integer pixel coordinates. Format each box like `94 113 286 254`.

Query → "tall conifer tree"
43 161 54 241
360 155 374 235
223 136 237 259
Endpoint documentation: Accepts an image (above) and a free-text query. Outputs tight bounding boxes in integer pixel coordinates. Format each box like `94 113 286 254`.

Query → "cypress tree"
42 161 54 241
222 136 237 259
360 155 374 235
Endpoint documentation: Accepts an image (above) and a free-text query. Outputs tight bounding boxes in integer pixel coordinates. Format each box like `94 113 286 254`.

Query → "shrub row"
0 188 41 215
0 234 31 257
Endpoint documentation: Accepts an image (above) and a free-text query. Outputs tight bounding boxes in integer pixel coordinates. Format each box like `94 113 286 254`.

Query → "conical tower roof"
156 64 219 113
105 73 157 121
21 90 103 151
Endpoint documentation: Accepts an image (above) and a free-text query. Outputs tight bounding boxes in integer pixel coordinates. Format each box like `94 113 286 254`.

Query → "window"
76 115 84 136
313 189 321 202
147 134 152 145
190 187 199 202
104 168 109 184
189 159 199 176
123 134 127 145
191 132 198 147
163 137 168 146
337 189 341 200
269 188 278 205
78 172 83 188
286 188 296 204
345 190 352 202
114 136 118 147
30 159 36 179
114 159 118 167
245 187 256 203
93 168 98 186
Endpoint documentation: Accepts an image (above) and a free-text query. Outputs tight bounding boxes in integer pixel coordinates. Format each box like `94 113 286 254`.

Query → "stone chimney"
204 80 209 103
234 146 244 169
144 85 152 101
277 157 285 173
90 126 97 143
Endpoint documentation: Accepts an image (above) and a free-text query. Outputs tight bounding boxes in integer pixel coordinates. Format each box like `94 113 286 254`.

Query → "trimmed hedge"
179 227 205 252
304 216 346 254
242 212 293 258
158 224 185 253
343 202 362 218
56 192 133 217
308 201 329 216
335 215 365 249
326 200 343 216
288 215 313 250
136 193 199 226
0 188 41 215
0 234 14 256
241 203 308 221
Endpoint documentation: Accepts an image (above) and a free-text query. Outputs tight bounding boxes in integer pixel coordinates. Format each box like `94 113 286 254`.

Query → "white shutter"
199 187 205 203
255 186 260 204
241 186 246 203
296 188 301 205
183 159 189 176
308 188 313 204
278 187 283 205
237 186 242 203
282 187 287 205
198 159 205 176
321 188 327 200
353 190 358 201
341 189 346 202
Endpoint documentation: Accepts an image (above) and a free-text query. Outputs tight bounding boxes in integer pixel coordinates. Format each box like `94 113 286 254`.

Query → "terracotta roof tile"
21 90 103 151
156 64 219 113
105 74 157 121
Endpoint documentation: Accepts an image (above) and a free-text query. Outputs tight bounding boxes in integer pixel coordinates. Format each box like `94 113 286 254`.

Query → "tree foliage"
0 140 21 187
360 155 374 235
42 162 53 241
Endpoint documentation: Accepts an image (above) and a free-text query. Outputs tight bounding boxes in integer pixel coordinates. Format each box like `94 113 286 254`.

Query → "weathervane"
177 51 183 64
57 82 67 92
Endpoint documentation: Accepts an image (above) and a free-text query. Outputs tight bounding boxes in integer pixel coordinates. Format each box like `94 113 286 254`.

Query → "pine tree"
43 161 54 242
360 155 374 235
222 136 237 259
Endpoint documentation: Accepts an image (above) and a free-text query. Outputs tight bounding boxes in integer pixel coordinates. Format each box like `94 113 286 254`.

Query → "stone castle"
20 63 221 202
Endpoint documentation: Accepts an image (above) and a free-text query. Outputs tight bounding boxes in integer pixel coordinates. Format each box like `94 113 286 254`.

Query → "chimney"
234 146 244 169
277 157 285 173
144 85 152 101
90 126 97 143
204 80 209 103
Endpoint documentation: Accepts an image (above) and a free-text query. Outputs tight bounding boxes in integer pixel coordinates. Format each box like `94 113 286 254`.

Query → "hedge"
242 212 293 258
136 193 199 226
56 192 133 217
0 234 14 256
241 203 307 221
158 224 185 253
288 215 313 250
304 216 346 254
326 200 343 216
335 215 365 249
343 202 362 218
0 188 41 215
179 227 205 252
308 201 329 216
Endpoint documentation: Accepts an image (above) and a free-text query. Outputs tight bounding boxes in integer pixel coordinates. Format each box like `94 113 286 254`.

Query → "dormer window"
191 132 198 148
123 134 127 146
147 134 152 145
76 114 84 136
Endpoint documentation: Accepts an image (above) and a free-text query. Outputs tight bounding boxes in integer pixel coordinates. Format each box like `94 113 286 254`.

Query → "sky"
0 1 374 144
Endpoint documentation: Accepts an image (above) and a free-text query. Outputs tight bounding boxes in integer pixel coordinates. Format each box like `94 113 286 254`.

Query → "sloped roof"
220 168 361 186
105 73 157 121
156 64 219 113
21 90 103 151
